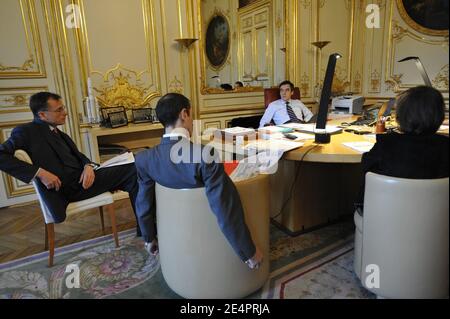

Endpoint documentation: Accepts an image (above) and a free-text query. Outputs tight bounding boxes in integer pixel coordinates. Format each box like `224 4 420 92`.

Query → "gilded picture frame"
205 13 231 70
397 0 449 36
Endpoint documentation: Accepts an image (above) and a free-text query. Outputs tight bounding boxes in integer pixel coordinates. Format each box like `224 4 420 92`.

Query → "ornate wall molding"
0 87 48 114
72 0 162 107
0 0 46 78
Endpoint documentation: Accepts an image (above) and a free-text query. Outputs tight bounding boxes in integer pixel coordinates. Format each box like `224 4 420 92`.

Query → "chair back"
14 150 55 223
361 172 449 298
155 174 270 298
264 87 301 108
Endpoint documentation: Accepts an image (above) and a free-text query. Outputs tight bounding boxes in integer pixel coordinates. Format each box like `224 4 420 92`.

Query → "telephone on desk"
342 99 395 127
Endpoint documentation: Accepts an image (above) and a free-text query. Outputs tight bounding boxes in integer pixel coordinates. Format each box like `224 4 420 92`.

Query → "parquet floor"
0 199 137 264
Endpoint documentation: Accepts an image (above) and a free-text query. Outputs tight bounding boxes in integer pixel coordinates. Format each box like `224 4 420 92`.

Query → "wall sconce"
174 38 198 49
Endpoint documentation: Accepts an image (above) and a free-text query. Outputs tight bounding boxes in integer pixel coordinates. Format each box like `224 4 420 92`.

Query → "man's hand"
36 169 62 191
245 246 263 270
144 239 159 256
79 165 96 190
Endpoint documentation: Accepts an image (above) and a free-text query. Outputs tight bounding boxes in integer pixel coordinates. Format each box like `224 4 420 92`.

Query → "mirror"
199 0 276 94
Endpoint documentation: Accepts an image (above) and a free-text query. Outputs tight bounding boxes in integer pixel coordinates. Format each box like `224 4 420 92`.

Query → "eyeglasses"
43 105 66 113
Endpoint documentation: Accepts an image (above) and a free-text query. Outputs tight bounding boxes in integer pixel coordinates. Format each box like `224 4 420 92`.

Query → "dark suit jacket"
135 136 256 262
0 119 92 222
357 132 449 208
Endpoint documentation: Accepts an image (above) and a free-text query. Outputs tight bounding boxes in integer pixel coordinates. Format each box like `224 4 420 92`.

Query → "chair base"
45 203 119 267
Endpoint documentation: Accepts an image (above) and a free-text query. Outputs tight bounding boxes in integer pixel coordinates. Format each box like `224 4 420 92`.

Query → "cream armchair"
155 174 270 299
14 150 120 267
354 172 449 299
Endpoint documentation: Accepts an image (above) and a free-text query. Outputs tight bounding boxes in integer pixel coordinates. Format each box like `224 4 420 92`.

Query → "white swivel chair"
354 172 449 299
155 174 270 299
14 150 120 267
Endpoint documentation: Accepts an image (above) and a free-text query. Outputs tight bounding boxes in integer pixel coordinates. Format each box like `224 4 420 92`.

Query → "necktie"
286 102 301 123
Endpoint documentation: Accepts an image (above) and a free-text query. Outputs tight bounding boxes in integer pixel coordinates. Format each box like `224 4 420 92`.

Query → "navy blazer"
0 119 92 222
135 136 256 262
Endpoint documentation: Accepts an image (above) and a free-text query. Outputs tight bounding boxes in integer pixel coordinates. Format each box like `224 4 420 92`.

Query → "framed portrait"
108 111 128 128
100 106 126 121
132 108 153 124
205 13 230 69
397 0 449 36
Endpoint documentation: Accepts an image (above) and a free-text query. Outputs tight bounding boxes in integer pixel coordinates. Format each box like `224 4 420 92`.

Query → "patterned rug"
0 220 374 299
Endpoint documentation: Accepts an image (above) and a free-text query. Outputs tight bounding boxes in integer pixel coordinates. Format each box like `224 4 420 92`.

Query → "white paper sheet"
96 152 135 170
342 141 375 153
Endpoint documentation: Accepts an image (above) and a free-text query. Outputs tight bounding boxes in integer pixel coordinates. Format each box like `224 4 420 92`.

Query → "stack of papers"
244 139 303 153
342 142 374 153
280 123 343 134
229 150 284 182
96 152 135 170
260 132 315 142
221 127 255 136
258 126 294 134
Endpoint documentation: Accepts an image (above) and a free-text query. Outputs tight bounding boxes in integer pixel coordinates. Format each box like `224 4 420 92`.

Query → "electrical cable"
271 144 320 220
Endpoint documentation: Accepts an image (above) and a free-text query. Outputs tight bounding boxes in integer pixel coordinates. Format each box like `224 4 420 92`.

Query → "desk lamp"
398 57 433 87
315 53 342 144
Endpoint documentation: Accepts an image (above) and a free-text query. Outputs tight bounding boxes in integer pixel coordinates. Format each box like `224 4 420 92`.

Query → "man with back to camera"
134 93 263 269
259 80 314 127
0 92 143 236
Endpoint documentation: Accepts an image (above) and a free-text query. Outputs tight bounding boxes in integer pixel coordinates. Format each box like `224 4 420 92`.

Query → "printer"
331 96 365 114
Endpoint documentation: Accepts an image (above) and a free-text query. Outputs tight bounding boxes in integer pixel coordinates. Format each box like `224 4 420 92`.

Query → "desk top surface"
86 122 164 137
210 116 449 164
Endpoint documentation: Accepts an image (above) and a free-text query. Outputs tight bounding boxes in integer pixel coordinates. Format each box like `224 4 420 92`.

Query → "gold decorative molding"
391 20 409 40
370 70 381 93
93 64 157 109
396 0 449 37
0 0 45 78
332 66 351 95
0 87 48 114
73 0 161 103
300 73 310 97
433 64 449 91
386 16 448 92
0 57 34 72
353 71 362 93
385 74 403 92
168 76 184 94
300 0 311 9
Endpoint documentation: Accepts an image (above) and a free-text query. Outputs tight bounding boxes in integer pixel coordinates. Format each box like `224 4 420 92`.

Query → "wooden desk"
267 118 372 234
208 117 373 235
86 123 164 163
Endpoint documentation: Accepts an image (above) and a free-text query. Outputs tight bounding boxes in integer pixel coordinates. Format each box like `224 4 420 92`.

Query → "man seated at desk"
135 93 263 269
0 92 142 235
259 80 314 127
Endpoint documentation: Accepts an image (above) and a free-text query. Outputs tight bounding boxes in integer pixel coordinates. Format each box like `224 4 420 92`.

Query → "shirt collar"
163 130 189 140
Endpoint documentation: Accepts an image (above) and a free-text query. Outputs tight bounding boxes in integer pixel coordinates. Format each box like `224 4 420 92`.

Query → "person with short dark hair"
355 86 449 215
0 92 143 235
135 93 263 269
235 81 244 88
259 80 313 127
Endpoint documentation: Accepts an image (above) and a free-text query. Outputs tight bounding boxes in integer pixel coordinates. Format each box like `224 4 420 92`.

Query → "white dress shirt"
259 99 313 127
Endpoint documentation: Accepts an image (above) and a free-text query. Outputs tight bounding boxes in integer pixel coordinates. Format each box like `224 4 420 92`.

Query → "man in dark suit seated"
259 80 314 127
0 92 142 235
135 93 263 269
